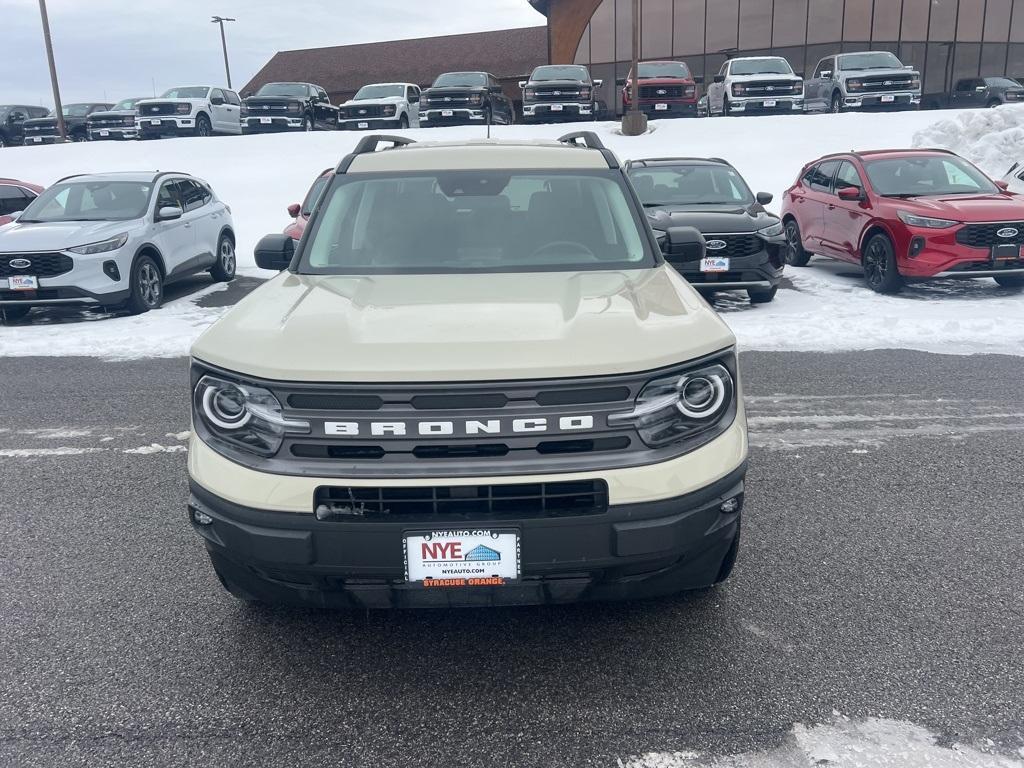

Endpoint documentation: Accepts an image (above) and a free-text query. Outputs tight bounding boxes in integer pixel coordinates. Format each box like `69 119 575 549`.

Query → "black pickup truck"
419 71 516 127
241 82 339 133
0 105 52 148
520 64 603 123
21 103 114 144
924 77 1024 110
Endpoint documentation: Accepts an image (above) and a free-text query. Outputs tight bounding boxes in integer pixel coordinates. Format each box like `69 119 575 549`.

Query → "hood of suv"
0 220 136 252
192 268 735 383
896 194 1024 222
646 206 775 234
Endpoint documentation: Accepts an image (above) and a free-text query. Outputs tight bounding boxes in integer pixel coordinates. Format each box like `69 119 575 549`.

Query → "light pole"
211 16 235 89
621 0 647 136
37 0 66 141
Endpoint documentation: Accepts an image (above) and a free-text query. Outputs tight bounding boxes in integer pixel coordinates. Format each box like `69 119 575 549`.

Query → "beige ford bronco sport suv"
187 132 749 608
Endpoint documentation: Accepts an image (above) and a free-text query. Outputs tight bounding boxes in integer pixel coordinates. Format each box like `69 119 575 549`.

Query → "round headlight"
676 372 727 419
202 384 251 429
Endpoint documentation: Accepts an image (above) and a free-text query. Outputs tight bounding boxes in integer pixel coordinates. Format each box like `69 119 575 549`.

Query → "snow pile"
622 714 1023 767
912 104 1024 177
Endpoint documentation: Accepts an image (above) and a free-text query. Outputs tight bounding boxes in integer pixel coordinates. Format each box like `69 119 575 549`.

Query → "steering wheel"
530 240 597 260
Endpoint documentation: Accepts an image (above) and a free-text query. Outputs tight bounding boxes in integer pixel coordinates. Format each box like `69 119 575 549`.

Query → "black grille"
342 105 384 118
425 93 473 106
533 88 583 101
685 270 760 284
313 480 609 521
0 253 74 278
140 103 179 116
703 234 762 259
956 222 1024 249
860 77 916 92
88 115 134 127
742 80 799 95
23 122 56 134
639 85 685 99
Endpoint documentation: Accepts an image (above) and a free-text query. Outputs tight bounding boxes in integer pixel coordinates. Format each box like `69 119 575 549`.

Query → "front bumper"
676 240 786 291
633 101 698 117
420 108 486 126
338 117 403 131
88 127 138 141
844 92 921 110
137 117 195 137
0 250 133 307
189 461 746 608
728 96 804 114
897 228 1024 278
22 134 62 145
242 116 307 133
522 102 594 122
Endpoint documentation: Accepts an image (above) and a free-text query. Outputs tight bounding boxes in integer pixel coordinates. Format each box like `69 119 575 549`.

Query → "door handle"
184 223 192 228
828 204 837 210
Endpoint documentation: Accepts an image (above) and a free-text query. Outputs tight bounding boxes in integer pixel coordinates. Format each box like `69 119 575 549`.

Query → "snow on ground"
621 713 1024 767
1 108 1022 359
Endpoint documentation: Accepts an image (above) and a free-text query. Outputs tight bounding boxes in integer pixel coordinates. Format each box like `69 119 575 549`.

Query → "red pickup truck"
621 61 702 118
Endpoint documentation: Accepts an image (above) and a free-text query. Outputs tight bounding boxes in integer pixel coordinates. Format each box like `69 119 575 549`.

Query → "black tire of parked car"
783 219 812 266
71 131 88 142
747 285 778 303
0 306 30 323
862 232 903 294
126 254 164 314
399 114 409 129
0 134 8 149
994 274 1024 289
195 114 212 137
831 92 844 113
988 99 1002 109
303 115 313 132
210 234 236 282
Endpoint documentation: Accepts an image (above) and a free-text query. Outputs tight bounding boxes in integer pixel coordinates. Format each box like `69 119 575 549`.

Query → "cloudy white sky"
1 0 544 106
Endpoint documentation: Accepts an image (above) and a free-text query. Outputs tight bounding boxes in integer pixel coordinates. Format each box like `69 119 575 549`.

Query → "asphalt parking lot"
1 350 1021 767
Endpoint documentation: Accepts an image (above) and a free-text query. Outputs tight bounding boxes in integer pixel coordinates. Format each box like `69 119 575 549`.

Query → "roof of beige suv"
347 138 617 173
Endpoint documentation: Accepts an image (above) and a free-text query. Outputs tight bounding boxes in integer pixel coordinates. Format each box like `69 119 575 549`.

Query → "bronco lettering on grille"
324 416 596 437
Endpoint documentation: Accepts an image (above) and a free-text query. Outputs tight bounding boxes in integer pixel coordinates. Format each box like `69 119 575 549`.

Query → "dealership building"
246 1 1024 112
534 0 1024 107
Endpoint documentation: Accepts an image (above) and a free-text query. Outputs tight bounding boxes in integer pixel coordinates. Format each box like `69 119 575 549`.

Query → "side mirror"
157 206 183 221
489 85 503 94
593 79 603 88
713 75 726 84
837 186 864 202
995 180 1010 191
661 225 706 259
287 203 301 218
904 65 914 70
255 233 295 271
693 75 705 85
756 192 774 205
820 70 832 79
519 80 528 89
411 96 420 104
210 96 225 106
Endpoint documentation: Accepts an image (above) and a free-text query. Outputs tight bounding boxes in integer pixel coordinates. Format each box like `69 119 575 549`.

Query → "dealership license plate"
763 99 777 108
99 130 110 137
8 275 38 291
701 257 730 273
31 137 42 143
441 110 454 117
655 103 668 111
260 117 272 124
358 121 369 128
404 529 520 586
881 95 896 103
550 104 564 111
992 243 1021 261
149 119 162 126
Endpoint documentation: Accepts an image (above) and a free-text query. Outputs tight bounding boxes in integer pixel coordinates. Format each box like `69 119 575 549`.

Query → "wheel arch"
217 225 235 245
858 222 896 263
133 243 166 277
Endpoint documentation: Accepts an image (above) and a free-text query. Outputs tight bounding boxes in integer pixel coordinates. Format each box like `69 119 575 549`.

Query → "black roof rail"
625 156 733 168
337 134 417 173
556 131 618 169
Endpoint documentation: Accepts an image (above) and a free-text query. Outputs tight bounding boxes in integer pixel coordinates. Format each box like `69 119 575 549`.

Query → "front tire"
303 116 313 132
195 114 212 137
994 274 1024 289
126 255 164 314
831 92 844 113
1 305 31 323
210 234 236 282
784 219 812 266
398 114 409 129
987 99 1002 109
747 285 778 304
862 233 903 294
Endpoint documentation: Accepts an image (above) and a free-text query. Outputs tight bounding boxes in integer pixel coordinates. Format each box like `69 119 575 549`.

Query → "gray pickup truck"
805 51 921 113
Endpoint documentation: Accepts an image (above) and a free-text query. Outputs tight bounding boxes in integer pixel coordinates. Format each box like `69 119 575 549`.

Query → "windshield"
353 85 405 100
839 52 903 71
161 87 209 99
113 98 141 111
629 165 755 206
638 62 691 79
864 156 998 197
730 58 793 76
433 72 487 88
256 83 309 98
62 104 94 118
986 77 1022 88
19 181 152 223
300 171 652 274
531 66 589 82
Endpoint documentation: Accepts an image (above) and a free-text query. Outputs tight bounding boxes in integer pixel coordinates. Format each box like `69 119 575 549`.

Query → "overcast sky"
1 0 544 106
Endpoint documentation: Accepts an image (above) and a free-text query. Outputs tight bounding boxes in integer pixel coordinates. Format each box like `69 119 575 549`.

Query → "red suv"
781 149 1024 293
0 179 43 226
283 169 332 242
622 61 701 118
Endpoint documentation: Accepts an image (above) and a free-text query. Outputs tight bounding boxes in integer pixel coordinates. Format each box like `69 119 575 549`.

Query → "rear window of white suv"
301 171 654 274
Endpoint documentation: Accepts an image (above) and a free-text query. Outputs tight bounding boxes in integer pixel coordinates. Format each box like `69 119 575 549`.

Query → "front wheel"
987 99 1002 109
195 114 212 137
747 285 778 304
784 219 812 266
210 235 236 282
71 132 88 142
994 274 1024 289
303 116 313 132
862 233 903 294
398 114 409 129
126 255 164 314
831 92 844 113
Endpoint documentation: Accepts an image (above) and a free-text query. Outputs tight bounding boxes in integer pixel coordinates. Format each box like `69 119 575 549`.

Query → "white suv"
135 86 242 139
338 83 421 130
0 172 235 322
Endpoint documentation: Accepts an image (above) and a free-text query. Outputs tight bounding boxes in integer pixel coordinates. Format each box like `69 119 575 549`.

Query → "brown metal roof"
243 26 549 99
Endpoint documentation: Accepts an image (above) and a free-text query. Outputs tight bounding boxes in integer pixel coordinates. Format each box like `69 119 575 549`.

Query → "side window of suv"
814 58 833 78
0 185 28 216
210 88 224 104
225 90 240 106
834 161 864 194
157 181 181 211
179 180 207 212
317 87 329 102
808 160 840 192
